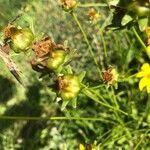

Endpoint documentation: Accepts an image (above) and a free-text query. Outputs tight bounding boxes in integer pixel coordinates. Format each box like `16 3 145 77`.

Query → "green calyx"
11 28 34 52
47 50 66 70
58 75 81 101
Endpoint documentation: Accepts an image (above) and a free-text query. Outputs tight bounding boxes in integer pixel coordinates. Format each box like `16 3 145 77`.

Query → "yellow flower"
146 27 150 38
102 67 118 85
136 63 150 93
87 8 101 23
60 0 77 10
79 143 96 150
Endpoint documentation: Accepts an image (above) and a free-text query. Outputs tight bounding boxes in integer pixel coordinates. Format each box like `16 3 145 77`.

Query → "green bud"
47 50 66 70
57 75 81 101
11 28 34 52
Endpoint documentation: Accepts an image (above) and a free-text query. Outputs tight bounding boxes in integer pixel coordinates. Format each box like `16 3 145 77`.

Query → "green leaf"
61 100 69 110
64 65 73 74
109 0 119 6
121 14 133 26
138 17 148 31
71 98 77 108
78 71 86 82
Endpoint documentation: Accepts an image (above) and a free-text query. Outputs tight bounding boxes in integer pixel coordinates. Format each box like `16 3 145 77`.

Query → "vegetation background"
0 0 149 149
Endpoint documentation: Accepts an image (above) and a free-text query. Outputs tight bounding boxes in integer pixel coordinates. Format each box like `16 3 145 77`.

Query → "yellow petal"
141 63 150 71
139 77 149 91
136 71 146 77
79 144 85 150
147 86 150 93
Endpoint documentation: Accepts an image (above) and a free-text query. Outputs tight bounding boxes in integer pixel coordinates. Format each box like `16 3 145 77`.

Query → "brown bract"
55 76 69 92
0 44 11 54
32 37 55 58
4 24 18 38
103 68 113 83
102 67 118 85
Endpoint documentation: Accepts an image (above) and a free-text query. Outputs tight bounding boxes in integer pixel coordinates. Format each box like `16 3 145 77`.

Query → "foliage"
0 0 150 149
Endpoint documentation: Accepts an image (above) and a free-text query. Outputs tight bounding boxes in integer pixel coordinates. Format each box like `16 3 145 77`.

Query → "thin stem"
99 31 107 57
82 88 128 116
89 84 105 89
0 115 115 124
134 129 150 150
132 27 147 54
110 86 119 109
77 3 108 8
72 12 102 79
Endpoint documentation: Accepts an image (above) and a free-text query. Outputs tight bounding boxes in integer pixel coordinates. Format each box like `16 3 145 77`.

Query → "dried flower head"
60 0 77 10
31 37 68 73
102 67 118 85
87 8 101 23
32 37 55 58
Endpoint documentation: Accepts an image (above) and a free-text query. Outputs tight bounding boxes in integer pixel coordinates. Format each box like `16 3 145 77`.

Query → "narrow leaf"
61 100 69 110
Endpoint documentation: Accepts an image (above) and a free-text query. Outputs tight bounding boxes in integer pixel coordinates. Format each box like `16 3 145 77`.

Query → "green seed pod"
57 75 81 101
11 28 34 52
47 50 66 70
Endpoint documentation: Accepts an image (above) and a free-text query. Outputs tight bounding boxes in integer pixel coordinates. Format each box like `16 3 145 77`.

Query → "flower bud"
60 0 77 11
47 49 66 70
87 8 101 24
56 75 81 101
102 67 118 85
11 28 34 52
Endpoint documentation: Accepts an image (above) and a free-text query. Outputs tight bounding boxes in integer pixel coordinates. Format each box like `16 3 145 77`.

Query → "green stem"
77 3 108 8
134 129 150 150
132 27 147 52
88 84 105 89
99 31 107 57
0 115 115 123
118 73 137 82
82 88 128 116
72 12 102 79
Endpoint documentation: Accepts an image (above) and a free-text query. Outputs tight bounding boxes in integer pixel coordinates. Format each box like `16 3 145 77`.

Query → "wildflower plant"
0 0 150 149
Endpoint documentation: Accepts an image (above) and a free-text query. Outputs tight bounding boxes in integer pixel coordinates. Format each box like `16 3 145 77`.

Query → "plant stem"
0 115 115 123
82 88 128 116
132 27 147 53
99 31 107 57
77 3 108 8
72 12 102 79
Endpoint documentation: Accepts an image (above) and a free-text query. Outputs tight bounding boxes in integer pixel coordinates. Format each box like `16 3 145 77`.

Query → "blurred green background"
0 0 149 149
